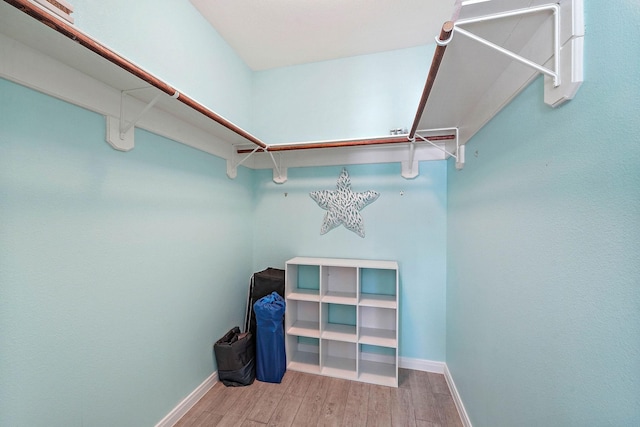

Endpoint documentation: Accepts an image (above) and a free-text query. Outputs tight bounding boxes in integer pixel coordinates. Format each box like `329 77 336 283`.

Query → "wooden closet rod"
408 21 454 140
5 0 268 150
237 134 455 154
6 0 454 154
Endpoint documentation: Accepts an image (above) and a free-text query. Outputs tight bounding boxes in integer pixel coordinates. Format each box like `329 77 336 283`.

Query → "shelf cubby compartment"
321 339 357 380
358 306 397 348
286 300 320 338
358 344 398 387
321 303 357 342
286 336 320 374
285 262 320 301
359 267 398 309
321 265 357 304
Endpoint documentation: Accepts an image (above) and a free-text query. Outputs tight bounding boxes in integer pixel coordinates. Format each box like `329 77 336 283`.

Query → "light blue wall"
1 3 449 425
72 0 253 129
446 1 640 426
251 163 447 361
0 79 255 426
251 45 434 144
9 1 636 426
70 1 434 142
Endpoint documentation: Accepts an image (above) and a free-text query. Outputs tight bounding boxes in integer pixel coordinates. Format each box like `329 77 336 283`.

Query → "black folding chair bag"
244 268 285 339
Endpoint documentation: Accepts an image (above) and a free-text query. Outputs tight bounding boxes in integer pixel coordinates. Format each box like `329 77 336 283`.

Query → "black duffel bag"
213 326 255 387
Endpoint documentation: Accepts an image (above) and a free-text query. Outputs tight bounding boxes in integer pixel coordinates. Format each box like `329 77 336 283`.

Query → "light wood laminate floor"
175 369 463 427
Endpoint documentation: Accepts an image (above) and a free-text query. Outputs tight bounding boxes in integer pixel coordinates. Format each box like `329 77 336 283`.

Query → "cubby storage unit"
285 257 399 387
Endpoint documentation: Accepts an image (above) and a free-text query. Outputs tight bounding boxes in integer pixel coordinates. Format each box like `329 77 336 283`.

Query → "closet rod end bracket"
226 161 238 179
273 167 287 184
105 115 134 151
544 36 584 108
401 160 419 179
455 145 465 170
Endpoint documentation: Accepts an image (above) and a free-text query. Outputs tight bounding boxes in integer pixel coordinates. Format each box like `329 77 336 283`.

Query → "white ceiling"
189 0 459 71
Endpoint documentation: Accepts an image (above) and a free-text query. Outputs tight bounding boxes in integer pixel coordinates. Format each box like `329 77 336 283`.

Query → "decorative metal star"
309 168 379 238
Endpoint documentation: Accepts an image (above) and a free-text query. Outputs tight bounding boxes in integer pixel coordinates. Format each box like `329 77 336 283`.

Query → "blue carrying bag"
253 291 286 383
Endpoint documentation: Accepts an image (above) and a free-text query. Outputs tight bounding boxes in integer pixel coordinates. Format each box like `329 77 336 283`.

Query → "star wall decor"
309 168 379 238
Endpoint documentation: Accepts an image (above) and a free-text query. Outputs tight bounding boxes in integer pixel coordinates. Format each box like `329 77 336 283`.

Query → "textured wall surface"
0 2 446 425
446 1 640 425
0 80 254 427
72 0 253 129
251 45 434 144
251 163 447 361
71 0 432 144
6 1 637 426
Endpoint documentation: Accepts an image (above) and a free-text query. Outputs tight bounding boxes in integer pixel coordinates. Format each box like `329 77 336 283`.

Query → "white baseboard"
399 358 472 427
399 356 445 374
444 364 472 427
155 371 218 427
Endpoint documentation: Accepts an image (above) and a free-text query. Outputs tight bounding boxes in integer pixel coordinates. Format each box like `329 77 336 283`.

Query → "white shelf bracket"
106 115 134 151
226 146 287 183
455 4 561 87
450 128 464 170
227 145 261 179
455 1 584 107
544 0 584 107
455 144 465 171
269 151 287 184
401 139 419 179
401 129 464 176
106 88 179 151
409 129 464 171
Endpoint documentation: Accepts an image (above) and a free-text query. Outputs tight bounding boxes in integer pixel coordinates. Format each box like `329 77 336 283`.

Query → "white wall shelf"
285 257 399 387
0 0 582 180
413 0 584 153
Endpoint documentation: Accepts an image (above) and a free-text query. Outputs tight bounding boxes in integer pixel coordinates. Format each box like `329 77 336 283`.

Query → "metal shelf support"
455 4 561 86
227 146 288 183
402 128 464 177
106 87 179 151
454 1 584 107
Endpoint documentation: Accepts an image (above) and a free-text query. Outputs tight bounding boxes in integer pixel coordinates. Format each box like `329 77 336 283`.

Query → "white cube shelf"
359 306 396 347
286 300 320 338
359 344 397 387
286 336 320 374
321 265 357 303
322 339 357 380
322 302 357 342
286 263 320 301
285 257 399 387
